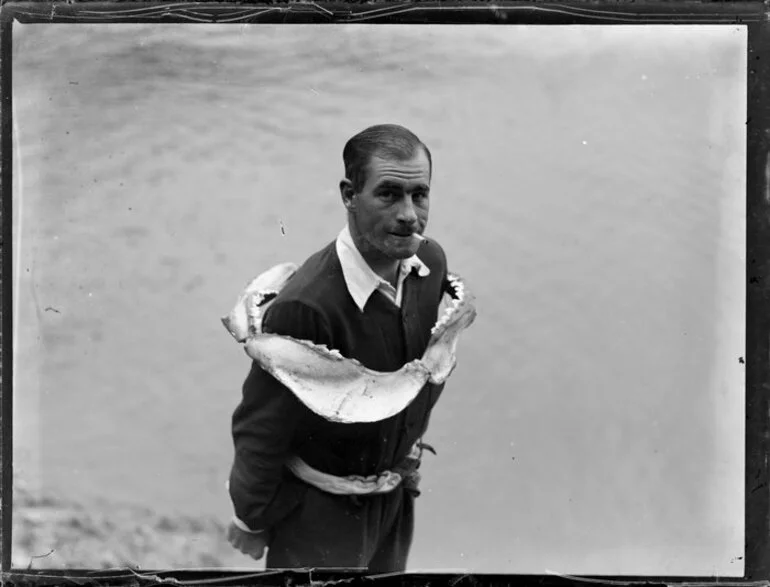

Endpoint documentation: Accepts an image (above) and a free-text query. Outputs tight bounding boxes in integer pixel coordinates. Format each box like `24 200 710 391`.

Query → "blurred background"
12 23 746 574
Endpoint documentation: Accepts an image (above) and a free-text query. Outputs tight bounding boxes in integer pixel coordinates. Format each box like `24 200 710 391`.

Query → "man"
227 124 450 572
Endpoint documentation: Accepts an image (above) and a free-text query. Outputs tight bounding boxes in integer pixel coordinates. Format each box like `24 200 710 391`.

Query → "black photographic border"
0 1 767 584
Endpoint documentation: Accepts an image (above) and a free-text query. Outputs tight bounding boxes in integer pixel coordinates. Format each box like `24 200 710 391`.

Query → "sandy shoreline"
11 480 259 570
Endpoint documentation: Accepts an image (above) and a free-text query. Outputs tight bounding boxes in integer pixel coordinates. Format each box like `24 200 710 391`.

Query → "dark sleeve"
228 300 332 532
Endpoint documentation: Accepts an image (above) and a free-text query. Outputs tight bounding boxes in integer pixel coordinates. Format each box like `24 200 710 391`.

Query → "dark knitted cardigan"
229 237 449 532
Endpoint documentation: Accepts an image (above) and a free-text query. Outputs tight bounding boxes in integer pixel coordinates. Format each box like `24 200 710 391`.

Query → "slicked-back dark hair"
343 124 432 193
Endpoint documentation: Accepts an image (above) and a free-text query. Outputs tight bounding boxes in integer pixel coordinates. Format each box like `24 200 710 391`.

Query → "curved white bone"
222 263 477 423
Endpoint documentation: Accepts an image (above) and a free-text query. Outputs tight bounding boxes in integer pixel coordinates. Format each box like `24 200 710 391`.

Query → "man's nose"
396 197 419 225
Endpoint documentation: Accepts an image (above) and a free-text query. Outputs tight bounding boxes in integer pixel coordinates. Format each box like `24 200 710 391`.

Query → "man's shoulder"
259 241 345 337
273 241 345 310
416 237 448 275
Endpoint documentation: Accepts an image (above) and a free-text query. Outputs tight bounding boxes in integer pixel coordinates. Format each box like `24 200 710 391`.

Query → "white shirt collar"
335 224 430 312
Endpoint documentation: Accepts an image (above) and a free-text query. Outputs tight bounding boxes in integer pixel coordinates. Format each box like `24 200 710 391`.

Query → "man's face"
345 149 431 262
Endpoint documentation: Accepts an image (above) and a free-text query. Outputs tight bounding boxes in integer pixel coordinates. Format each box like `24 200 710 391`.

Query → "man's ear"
340 179 356 211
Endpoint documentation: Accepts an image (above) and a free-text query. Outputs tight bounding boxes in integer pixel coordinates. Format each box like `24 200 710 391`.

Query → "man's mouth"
389 230 428 248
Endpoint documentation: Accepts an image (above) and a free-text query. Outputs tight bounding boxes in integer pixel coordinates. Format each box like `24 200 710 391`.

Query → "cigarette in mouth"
413 233 427 242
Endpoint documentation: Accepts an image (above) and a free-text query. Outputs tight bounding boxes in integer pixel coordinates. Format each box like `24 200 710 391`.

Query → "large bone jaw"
244 334 433 423
223 264 476 423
